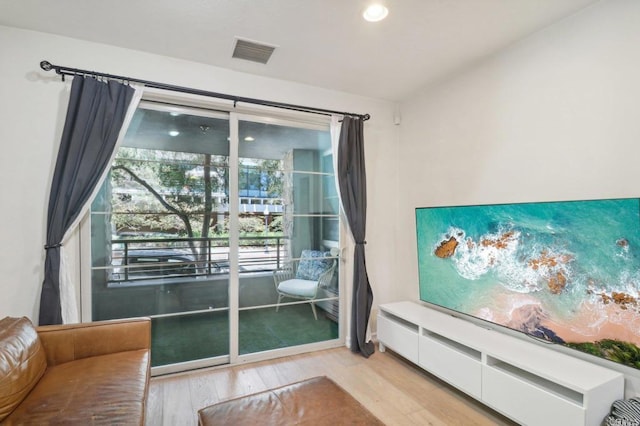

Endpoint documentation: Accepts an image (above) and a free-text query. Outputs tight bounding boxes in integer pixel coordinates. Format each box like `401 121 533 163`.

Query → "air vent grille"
232 38 276 64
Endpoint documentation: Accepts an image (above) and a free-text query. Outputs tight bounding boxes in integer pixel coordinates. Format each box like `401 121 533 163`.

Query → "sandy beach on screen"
473 289 640 346
541 301 640 346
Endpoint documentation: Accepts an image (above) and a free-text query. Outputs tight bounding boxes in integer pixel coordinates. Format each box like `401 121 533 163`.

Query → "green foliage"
566 339 640 369
110 148 231 238
241 216 267 234
269 215 283 233
113 213 186 235
217 216 267 235
109 148 285 243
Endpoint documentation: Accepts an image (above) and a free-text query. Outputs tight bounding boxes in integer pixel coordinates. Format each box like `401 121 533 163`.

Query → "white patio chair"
272 250 336 320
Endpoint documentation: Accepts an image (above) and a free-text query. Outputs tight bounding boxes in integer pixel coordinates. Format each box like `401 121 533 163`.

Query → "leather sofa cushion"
36 317 151 366
199 376 384 425
0 317 47 422
3 349 149 425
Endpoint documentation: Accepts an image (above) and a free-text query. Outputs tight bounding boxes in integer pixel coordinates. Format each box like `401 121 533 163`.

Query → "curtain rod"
39 60 370 121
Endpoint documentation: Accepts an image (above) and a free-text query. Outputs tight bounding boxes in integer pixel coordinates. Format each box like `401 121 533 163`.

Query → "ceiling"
0 0 599 101
126 105 330 161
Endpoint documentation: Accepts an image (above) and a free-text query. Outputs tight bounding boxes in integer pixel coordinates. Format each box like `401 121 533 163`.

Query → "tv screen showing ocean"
416 198 640 369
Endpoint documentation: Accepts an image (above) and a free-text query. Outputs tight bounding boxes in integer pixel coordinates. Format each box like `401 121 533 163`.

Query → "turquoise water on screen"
416 198 640 327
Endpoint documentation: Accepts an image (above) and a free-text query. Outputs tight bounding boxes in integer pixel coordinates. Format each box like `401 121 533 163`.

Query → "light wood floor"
146 346 518 426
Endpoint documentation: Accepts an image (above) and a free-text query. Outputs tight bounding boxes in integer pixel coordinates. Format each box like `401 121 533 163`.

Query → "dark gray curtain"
39 77 135 325
337 116 375 358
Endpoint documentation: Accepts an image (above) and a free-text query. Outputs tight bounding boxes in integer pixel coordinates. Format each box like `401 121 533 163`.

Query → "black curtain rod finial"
40 60 53 71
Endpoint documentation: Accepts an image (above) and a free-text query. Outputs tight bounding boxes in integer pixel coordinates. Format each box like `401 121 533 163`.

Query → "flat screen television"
416 198 640 370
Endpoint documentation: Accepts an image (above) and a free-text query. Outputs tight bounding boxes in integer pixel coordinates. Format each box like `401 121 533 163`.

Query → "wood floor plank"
351 362 425 415
270 354 310 383
407 408 452 426
369 346 442 394
208 368 246 402
287 349 331 378
230 364 268 396
251 359 288 390
145 377 164 426
188 371 219 414
146 346 518 426
160 376 194 426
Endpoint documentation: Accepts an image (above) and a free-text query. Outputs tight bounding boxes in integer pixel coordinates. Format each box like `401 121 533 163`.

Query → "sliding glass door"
89 101 341 372
90 103 231 370
236 117 340 355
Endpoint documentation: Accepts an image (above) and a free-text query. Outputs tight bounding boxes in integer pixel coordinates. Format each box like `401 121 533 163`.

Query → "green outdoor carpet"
151 304 338 367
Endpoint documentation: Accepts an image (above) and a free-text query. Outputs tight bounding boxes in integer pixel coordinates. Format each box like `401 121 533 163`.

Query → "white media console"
377 301 624 426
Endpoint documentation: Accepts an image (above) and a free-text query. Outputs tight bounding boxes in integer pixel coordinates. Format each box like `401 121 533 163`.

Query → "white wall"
397 0 640 394
0 25 399 325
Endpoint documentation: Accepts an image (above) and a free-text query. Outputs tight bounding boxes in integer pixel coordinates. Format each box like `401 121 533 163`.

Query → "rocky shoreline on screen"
434 236 458 258
434 232 575 294
505 303 565 344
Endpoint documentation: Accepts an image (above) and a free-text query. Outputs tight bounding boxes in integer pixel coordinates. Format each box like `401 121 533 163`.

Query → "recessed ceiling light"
363 4 389 22
244 136 255 142
169 130 180 137
169 112 180 117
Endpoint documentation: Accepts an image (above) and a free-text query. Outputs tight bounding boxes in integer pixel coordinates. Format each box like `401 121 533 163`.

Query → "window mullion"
228 112 240 363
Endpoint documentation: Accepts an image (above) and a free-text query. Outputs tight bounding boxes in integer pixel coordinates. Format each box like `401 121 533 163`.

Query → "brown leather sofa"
0 316 151 425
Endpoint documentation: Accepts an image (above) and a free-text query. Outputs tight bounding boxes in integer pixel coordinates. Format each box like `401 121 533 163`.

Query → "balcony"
108 236 287 284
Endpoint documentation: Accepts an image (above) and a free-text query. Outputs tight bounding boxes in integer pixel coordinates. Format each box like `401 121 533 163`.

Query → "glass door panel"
90 103 344 372
237 118 340 355
90 103 231 369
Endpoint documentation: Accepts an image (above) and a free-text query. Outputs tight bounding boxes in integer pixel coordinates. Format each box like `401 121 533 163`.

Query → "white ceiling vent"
232 38 277 64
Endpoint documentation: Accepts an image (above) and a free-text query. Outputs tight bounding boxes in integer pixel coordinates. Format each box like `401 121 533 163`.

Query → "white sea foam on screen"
447 226 539 293
618 270 640 295
499 252 544 293
445 224 582 295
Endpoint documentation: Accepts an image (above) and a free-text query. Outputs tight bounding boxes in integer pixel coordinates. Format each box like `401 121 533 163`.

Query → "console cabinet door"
377 314 419 364
419 332 482 399
482 363 584 426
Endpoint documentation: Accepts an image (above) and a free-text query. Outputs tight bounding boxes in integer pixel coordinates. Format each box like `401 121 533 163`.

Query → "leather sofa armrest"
36 317 151 366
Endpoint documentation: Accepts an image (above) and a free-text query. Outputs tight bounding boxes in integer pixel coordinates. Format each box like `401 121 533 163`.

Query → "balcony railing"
109 236 287 283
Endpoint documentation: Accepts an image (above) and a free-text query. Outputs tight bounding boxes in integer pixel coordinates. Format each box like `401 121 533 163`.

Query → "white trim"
285 170 334 176
141 87 331 129
235 111 329 131
152 355 230 376
235 339 344 365
80 214 92 322
228 112 240 363
138 100 229 120
330 115 350 345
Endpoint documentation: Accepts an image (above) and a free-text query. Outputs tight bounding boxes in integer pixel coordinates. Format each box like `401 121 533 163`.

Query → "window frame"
80 93 346 374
